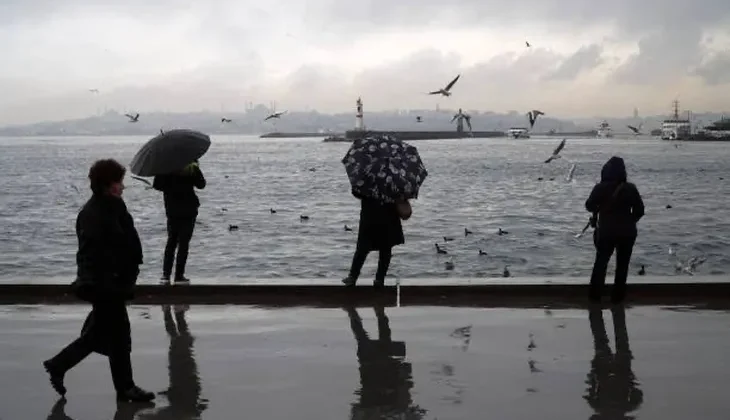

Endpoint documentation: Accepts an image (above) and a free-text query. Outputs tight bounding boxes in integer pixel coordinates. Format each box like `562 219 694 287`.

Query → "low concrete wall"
1 283 730 307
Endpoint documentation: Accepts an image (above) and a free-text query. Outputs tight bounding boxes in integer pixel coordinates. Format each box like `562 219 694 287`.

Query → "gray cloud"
613 28 704 84
543 44 603 81
694 52 730 85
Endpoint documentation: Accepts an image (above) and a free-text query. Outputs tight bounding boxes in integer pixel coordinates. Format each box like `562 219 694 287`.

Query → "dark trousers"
590 234 636 302
46 304 134 393
163 215 196 279
349 246 392 285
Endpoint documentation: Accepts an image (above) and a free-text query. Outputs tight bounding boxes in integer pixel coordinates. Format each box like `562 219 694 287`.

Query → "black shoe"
160 275 171 285
117 385 155 402
43 360 67 397
342 276 357 287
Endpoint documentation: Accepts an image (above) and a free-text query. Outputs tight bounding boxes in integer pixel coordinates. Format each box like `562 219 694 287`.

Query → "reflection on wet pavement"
345 306 427 419
585 305 643 420
1 304 729 419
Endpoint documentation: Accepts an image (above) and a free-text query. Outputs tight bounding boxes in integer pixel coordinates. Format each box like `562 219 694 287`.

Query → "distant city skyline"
1 0 729 125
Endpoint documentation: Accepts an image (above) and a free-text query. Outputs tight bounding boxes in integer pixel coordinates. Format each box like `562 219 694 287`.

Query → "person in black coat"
43 159 155 402
585 156 645 303
343 194 405 287
153 160 206 284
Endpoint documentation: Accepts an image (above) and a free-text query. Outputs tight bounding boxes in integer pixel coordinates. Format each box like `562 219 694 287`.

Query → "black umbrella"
342 135 428 203
129 129 211 176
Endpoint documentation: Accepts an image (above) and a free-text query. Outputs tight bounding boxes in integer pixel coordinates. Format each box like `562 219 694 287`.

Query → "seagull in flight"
527 110 544 129
627 123 643 135
416 116 423 123
221 117 232 123
526 41 531 48
429 74 460 97
88 88 99 94
544 139 567 163
264 111 287 121
130 175 153 189
125 113 140 123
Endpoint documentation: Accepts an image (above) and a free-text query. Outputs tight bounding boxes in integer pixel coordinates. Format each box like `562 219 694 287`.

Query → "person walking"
585 156 645 303
43 159 155 402
153 160 206 284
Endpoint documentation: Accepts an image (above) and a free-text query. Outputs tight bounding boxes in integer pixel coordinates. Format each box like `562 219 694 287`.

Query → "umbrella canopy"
342 135 428 203
129 129 211 176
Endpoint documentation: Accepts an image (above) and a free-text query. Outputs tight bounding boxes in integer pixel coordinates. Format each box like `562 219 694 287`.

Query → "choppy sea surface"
1 135 728 284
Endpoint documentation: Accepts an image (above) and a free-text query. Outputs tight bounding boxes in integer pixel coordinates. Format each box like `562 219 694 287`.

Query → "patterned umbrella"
342 135 428 203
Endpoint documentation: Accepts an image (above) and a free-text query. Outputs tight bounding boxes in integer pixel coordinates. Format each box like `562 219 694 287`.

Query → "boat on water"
507 127 530 139
596 120 613 138
691 117 730 141
660 100 691 140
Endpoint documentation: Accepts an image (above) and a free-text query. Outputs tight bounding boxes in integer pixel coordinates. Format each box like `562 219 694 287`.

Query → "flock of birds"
120 110 288 126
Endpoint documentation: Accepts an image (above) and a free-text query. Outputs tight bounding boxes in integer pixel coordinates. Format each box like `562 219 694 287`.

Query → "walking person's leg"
43 311 97 396
108 304 154 402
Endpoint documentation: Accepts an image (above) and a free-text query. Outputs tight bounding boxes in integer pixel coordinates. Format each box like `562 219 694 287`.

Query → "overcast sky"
1 0 729 125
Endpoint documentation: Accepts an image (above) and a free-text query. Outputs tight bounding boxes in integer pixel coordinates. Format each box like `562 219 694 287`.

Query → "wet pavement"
1 304 729 420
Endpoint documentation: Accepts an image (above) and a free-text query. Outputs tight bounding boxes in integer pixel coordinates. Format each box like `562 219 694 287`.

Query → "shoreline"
1 281 729 306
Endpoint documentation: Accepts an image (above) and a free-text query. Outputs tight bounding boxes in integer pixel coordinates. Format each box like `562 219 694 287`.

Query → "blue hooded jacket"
585 156 644 238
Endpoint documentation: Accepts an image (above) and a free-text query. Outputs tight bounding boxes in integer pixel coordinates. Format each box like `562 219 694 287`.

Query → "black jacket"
356 197 405 251
585 156 645 239
153 166 206 218
73 194 143 302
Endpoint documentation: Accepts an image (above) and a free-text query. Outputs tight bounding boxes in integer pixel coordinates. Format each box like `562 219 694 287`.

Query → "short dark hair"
88 159 126 194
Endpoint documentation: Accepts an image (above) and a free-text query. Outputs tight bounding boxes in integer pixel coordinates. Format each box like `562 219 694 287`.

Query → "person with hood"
585 156 645 303
153 160 206 284
43 159 155 402
342 193 408 288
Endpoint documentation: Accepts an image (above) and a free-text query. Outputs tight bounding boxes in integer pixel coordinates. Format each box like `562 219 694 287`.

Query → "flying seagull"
125 113 140 123
88 88 99 94
526 41 531 47
527 110 544 129
264 111 287 121
544 138 566 163
429 74 460 97
627 122 643 135
416 116 423 123
221 118 232 123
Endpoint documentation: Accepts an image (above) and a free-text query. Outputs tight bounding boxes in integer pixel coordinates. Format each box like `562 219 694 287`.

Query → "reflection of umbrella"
130 129 211 176
342 135 428 203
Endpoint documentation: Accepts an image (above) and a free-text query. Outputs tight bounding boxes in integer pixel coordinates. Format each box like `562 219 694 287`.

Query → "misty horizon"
2 0 729 126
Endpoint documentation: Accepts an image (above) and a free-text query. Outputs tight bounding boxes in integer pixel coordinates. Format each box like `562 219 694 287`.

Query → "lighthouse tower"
355 97 365 131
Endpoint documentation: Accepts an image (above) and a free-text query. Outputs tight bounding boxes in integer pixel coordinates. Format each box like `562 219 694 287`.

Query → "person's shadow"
344 305 427 420
138 305 208 420
584 305 644 420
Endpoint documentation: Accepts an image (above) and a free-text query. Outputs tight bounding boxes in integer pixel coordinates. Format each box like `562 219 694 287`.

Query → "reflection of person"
584 305 643 420
153 160 206 284
343 197 405 288
585 156 644 303
43 159 154 403
45 398 153 420
344 306 426 419
139 305 207 420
